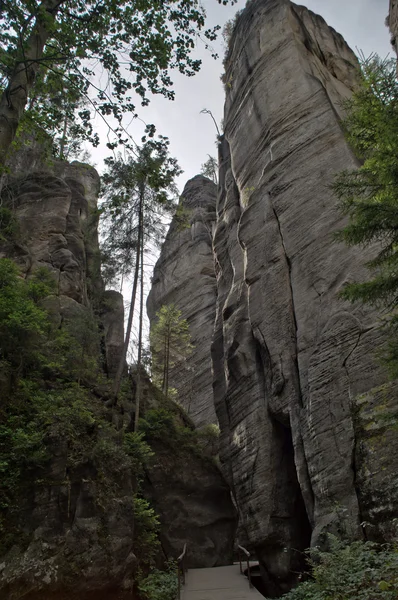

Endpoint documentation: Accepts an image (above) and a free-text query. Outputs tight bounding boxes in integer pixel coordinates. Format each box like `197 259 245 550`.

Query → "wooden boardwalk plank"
182 565 264 600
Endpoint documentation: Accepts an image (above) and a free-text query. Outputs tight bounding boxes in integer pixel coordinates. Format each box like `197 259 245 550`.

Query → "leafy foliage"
334 57 398 300
0 259 55 373
0 207 18 241
124 431 154 475
133 496 161 562
333 56 398 370
138 405 203 456
0 0 235 158
279 535 398 600
139 562 178 600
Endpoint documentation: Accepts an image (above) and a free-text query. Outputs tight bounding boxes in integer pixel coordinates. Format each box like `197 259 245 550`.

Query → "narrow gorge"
148 0 398 595
0 0 397 599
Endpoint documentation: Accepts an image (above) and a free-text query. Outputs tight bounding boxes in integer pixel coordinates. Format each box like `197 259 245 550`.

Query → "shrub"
0 259 54 372
138 562 178 600
124 431 154 474
138 407 176 440
280 535 398 600
133 496 161 563
139 405 199 452
0 207 18 242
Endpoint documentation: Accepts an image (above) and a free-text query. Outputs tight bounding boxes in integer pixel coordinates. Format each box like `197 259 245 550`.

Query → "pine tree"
150 304 192 400
201 155 218 184
100 139 181 404
333 56 398 370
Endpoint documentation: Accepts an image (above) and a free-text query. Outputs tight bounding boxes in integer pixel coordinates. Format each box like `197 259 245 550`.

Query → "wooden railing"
177 543 187 599
238 544 252 588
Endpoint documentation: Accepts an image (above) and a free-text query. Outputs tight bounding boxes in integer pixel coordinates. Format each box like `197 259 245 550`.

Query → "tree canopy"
100 138 181 399
0 0 236 163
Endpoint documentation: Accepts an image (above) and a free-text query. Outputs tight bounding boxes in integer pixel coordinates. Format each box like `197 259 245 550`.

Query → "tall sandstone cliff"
216 0 398 592
150 1 398 596
147 175 218 426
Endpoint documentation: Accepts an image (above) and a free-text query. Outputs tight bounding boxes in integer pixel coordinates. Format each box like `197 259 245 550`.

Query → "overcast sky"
90 0 392 191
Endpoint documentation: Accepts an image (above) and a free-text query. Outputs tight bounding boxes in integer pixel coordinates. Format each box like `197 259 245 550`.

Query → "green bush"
124 431 154 474
198 423 220 439
0 260 54 371
139 407 176 439
0 207 18 242
138 562 178 600
280 535 398 600
139 405 198 451
133 496 160 563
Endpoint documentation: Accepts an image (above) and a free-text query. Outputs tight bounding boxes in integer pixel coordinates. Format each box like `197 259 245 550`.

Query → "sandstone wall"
214 0 398 594
0 146 124 375
147 175 218 427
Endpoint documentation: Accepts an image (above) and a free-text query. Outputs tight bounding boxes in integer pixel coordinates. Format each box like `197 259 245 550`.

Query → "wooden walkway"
181 564 264 600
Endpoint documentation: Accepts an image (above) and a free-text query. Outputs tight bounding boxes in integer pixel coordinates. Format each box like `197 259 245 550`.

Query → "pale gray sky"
90 0 392 189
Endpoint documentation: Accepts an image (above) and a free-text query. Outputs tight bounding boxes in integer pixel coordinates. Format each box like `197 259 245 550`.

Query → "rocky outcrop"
0 147 236 599
0 146 132 599
213 0 398 595
0 431 136 600
388 0 398 56
144 438 236 568
0 145 124 374
147 175 218 427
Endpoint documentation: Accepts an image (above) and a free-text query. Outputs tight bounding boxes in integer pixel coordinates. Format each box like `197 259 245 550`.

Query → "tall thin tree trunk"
0 0 62 165
59 115 68 159
134 219 144 430
164 328 170 400
112 192 144 398
161 333 167 394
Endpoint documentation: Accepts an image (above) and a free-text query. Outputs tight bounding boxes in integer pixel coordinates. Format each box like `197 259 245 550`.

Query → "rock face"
144 438 237 568
389 0 398 57
0 145 132 598
147 175 218 427
0 146 125 375
212 0 398 595
0 148 237 599
0 438 136 600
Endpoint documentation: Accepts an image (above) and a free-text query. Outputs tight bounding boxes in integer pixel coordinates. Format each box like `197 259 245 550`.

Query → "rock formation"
389 0 398 57
212 0 398 594
0 144 125 375
147 175 218 427
0 145 237 599
144 436 236 568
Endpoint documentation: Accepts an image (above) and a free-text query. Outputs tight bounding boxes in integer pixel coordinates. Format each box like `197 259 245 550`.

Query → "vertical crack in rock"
270 202 303 409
